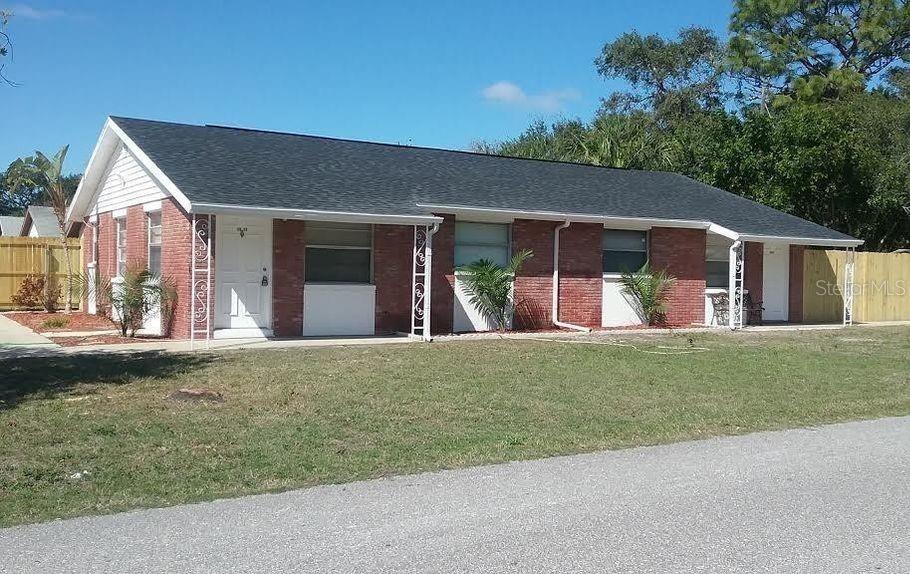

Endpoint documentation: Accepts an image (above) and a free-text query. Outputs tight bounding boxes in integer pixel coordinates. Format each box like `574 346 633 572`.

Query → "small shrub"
98 265 176 337
456 249 533 331
41 316 69 330
11 274 61 311
619 263 676 325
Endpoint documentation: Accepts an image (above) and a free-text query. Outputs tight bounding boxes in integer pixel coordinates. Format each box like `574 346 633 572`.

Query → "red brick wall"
96 212 115 279
272 219 306 337
512 219 556 329
430 214 455 335
744 241 764 321
81 200 196 338
160 199 195 339
789 245 804 323
373 224 413 334
557 223 602 327
649 227 706 326
124 206 148 268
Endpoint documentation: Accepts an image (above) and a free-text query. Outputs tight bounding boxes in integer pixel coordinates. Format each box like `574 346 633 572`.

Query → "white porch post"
422 226 434 341
410 223 440 341
728 240 745 329
843 246 855 326
190 214 212 349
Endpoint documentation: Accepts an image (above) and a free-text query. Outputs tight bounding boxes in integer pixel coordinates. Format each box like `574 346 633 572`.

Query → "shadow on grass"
0 351 216 410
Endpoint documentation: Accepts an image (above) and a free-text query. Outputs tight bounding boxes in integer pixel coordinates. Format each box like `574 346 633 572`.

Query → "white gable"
90 144 168 214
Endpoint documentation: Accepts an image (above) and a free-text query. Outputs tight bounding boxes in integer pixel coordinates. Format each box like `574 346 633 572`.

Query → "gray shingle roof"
111 117 856 242
23 206 62 237
0 215 24 236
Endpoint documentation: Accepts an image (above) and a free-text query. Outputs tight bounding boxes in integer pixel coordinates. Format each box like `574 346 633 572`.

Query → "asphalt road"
3 416 908 573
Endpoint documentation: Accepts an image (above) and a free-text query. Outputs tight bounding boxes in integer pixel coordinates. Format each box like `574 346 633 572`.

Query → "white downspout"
422 222 440 341
552 221 593 332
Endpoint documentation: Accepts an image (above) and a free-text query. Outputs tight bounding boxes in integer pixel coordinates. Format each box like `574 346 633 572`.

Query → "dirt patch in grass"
4 311 113 333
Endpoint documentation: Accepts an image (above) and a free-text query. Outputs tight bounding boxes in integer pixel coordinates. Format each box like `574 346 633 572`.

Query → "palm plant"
87 265 177 337
618 262 676 325
457 249 533 332
6 146 76 312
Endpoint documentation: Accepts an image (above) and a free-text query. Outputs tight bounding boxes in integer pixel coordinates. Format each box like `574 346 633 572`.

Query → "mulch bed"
52 334 166 347
3 311 114 333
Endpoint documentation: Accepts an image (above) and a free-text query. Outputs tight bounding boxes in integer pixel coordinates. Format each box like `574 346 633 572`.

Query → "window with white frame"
115 218 127 276
602 229 647 273
305 221 372 283
454 222 510 267
147 211 162 276
706 235 731 288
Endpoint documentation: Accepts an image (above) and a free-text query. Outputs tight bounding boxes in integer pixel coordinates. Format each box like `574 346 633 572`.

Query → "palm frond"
456 249 533 331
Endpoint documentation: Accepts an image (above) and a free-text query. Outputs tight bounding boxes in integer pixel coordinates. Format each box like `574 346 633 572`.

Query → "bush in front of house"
619 263 676 326
456 249 533 332
41 316 69 330
94 264 178 337
11 273 61 312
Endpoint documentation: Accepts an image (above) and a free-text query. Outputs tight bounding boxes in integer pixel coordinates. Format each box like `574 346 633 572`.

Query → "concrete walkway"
2 416 908 573
0 314 57 347
0 333 414 359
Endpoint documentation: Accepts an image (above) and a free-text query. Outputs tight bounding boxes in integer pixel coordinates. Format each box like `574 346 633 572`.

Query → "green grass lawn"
2 327 910 527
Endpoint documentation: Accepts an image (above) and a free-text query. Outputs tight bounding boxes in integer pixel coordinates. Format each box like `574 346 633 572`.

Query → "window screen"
147 212 162 276
455 222 510 267
116 218 127 276
602 229 647 273
305 221 372 283
706 236 732 288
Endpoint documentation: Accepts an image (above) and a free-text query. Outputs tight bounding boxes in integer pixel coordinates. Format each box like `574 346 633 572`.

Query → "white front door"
762 243 790 321
215 216 272 333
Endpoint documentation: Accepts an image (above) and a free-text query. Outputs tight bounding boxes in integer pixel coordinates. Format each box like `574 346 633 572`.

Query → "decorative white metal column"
728 240 745 329
843 246 855 326
190 214 212 349
410 225 433 341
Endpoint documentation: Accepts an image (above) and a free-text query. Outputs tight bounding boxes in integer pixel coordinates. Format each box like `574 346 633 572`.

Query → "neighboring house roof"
0 216 25 236
68 116 861 245
21 206 62 237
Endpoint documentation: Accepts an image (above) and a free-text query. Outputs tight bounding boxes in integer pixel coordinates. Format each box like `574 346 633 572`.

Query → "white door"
215 216 272 332
762 243 790 321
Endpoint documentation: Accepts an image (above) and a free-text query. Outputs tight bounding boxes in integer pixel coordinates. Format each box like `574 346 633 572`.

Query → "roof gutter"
734 233 864 248
192 202 443 226
416 203 710 229
420 204 862 247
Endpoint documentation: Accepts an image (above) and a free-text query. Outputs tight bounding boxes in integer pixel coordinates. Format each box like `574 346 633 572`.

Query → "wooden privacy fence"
0 237 82 310
803 249 910 323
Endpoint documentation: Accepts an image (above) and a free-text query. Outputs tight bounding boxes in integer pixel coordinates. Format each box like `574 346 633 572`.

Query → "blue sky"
1 0 731 174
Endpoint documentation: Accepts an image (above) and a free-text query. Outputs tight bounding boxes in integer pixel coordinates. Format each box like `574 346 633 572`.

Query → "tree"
714 93 910 249
729 0 910 105
3 156 80 215
473 114 678 171
5 147 78 312
456 249 533 331
595 26 726 121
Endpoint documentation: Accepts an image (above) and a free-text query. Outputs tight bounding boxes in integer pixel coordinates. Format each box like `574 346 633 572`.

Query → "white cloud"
481 81 580 112
5 4 66 19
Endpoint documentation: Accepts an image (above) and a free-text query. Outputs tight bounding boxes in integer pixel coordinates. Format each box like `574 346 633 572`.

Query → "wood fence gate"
803 249 910 323
0 237 82 310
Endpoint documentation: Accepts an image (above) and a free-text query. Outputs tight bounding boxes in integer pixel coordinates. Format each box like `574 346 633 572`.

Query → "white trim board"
193 202 442 225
